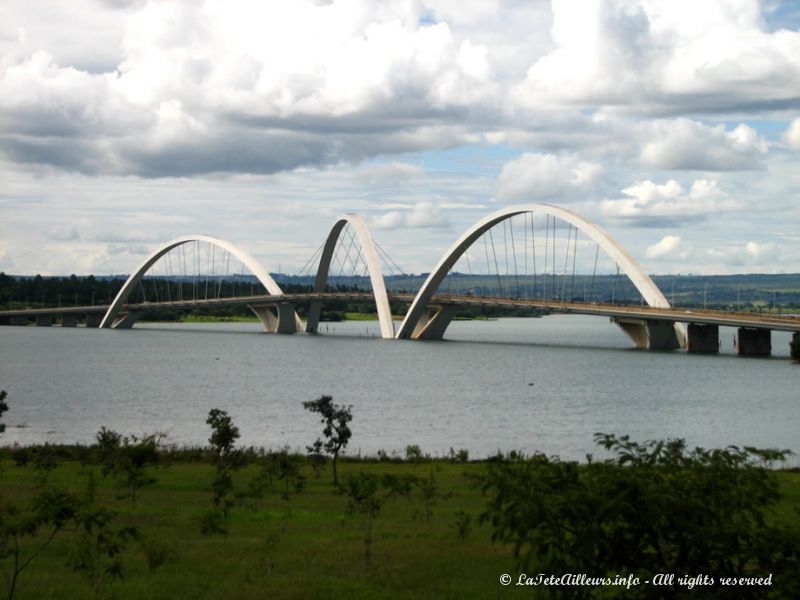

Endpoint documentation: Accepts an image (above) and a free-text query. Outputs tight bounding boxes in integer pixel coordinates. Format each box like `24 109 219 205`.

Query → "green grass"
1 456 798 599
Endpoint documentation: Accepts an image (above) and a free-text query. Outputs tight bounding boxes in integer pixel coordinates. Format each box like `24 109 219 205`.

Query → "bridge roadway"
1 292 799 332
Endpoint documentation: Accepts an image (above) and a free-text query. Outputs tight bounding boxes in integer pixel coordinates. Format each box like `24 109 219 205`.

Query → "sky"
1 0 799 277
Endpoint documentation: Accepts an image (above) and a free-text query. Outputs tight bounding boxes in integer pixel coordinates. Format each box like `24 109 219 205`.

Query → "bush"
481 434 800 599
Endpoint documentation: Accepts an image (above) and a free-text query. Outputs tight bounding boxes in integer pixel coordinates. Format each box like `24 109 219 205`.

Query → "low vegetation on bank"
0 391 799 598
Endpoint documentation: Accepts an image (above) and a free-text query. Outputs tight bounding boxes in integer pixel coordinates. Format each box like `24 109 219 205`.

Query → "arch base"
249 303 300 334
612 317 681 350
111 313 142 329
411 305 459 340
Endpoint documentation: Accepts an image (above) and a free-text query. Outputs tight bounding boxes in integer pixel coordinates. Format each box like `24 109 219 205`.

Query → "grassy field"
1 453 798 599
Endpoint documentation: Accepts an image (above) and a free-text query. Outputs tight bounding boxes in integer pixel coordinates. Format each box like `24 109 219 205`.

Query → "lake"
1 316 798 464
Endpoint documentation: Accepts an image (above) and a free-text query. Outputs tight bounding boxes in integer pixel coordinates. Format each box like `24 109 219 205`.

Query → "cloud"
48 224 79 241
107 243 150 256
515 0 800 113
783 117 800 150
645 234 681 258
372 201 448 230
640 119 768 171
601 179 741 226
0 1 507 177
352 162 425 185
745 240 776 260
495 153 602 201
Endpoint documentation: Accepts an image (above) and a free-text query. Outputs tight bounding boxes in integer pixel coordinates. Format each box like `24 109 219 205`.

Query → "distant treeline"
2 271 799 315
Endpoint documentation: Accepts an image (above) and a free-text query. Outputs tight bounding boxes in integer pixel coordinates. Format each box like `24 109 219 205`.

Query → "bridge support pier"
737 327 771 357
612 317 681 350
306 300 322 334
687 323 719 354
412 305 459 340
36 315 53 327
61 315 78 328
111 313 142 329
250 303 298 334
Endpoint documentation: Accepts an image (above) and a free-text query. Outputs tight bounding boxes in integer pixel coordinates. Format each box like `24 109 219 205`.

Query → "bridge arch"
99 234 299 330
306 213 394 339
397 203 683 343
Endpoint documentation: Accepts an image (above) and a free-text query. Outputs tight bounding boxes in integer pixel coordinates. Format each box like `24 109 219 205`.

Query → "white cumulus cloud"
646 234 681 258
601 179 741 225
495 153 602 201
783 117 800 150
372 201 447 230
640 119 768 171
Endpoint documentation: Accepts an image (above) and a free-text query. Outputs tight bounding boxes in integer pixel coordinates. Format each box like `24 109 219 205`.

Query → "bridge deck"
2 292 799 332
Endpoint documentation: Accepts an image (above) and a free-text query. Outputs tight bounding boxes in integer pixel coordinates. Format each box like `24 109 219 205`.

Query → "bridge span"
2 203 798 358
2 292 798 357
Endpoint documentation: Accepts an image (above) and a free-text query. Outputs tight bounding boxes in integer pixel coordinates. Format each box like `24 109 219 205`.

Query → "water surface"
2 316 797 463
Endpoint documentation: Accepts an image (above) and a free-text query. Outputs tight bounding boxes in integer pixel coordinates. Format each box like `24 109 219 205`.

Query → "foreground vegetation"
0 442 798 598
1 393 798 598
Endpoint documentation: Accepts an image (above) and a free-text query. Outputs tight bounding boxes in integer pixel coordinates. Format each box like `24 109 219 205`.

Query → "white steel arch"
397 203 682 341
306 213 394 339
99 234 299 329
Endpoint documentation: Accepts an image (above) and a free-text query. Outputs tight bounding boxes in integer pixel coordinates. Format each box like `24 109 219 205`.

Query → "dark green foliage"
481 434 800 599
0 489 81 599
204 409 241 530
94 430 161 508
274 451 306 502
344 473 382 562
380 473 417 500
302 396 352 486
31 445 60 485
416 470 451 524
451 510 473 541
206 409 240 467
404 444 423 463
138 536 173 573
306 438 326 478
68 507 138 598
95 427 122 476
448 447 469 463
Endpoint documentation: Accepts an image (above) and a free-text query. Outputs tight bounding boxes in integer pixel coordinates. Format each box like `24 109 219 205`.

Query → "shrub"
481 434 800 599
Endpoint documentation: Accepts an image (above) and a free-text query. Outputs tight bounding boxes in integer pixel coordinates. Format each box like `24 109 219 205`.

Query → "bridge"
2 204 798 358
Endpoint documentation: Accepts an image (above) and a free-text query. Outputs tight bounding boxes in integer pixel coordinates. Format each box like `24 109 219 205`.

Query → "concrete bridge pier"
305 300 322 334
687 323 719 354
61 315 78 327
612 317 681 350
250 303 298 334
412 304 459 340
737 327 771 357
36 315 53 327
111 312 142 329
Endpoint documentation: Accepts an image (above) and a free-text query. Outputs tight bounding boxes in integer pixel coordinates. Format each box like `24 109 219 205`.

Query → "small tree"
95 429 161 508
69 507 138 598
0 489 81 599
302 396 352 486
344 473 382 562
204 409 240 531
274 451 305 502
207 409 240 469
